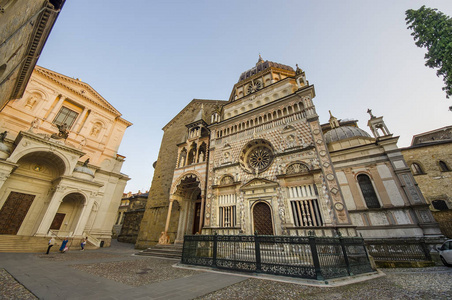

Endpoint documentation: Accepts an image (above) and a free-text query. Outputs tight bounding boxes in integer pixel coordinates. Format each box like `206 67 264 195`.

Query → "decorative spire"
295 64 302 75
256 54 264 66
329 110 340 129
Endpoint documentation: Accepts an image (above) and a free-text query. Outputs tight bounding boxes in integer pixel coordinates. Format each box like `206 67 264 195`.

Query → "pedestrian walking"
80 237 87 251
46 237 55 254
59 238 69 253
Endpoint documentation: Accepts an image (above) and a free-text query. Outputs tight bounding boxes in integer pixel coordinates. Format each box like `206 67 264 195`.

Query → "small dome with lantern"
322 111 374 150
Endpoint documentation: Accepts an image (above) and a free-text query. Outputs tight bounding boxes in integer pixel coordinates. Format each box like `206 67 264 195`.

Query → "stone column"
34 186 66 236
73 198 95 236
159 199 174 244
198 194 205 233
164 199 174 233
45 95 66 121
75 107 89 133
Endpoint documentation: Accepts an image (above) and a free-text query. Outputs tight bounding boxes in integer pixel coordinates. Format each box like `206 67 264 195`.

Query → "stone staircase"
136 243 183 260
0 235 97 253
0 235 48 253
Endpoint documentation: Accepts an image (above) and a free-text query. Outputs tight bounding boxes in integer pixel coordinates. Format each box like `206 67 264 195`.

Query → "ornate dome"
324 126 371 144
238 57 294 82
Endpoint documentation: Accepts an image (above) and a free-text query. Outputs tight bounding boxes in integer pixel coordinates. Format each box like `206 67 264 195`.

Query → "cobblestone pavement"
196 266 452 300
1 240 451 299
71 257 201 287
0 268 37 300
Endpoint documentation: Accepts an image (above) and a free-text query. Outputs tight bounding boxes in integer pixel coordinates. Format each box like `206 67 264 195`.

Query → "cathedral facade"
0 66 131 251
137 57 441 248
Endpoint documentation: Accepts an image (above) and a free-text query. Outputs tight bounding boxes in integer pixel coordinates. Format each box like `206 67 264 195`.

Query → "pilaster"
34 186 66 236
73 196 95 236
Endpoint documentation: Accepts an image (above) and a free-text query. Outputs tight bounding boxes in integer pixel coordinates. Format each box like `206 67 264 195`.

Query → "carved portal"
253 202 273 235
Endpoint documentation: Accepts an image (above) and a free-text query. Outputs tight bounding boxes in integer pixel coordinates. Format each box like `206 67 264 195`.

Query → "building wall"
402 141 452 237
0 66 131 250
136 100 223 248
0 0 65 110
402 143 452 207
136 59 442 249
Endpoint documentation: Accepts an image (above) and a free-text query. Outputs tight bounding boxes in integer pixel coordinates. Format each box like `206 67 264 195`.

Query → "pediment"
35 66 121 116
240 178 278 190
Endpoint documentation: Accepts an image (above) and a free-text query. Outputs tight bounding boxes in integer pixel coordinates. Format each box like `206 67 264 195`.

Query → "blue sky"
37 1 452 193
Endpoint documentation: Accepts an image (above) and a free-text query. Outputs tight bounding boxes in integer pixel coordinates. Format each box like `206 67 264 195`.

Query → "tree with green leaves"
406 6 452 99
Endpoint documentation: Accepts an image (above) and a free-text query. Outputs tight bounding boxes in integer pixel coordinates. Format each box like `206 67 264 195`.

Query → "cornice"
95 169 131 181
58 175 104 187
16 131 85 157
34 66 124 117
162 99 226 131
117 117 133 127
227 76 295 105
10 3 64 100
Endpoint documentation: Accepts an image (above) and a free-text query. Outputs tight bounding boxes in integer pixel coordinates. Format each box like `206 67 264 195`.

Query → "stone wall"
0 0 64 109
136 100 225 248
402 142 452 206
117 209 145 244
433 211 452 238
402 141 452 238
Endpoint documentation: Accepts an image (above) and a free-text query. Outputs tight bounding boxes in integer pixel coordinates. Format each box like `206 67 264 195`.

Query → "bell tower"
367 109 391 138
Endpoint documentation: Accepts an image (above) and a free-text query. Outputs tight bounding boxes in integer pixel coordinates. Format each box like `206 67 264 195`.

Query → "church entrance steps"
136 243 183 259
0 235 57 253
0 235 96 253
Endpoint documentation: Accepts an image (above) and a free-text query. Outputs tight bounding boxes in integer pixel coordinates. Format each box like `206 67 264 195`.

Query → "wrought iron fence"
182 233 374 280
364 239 432 262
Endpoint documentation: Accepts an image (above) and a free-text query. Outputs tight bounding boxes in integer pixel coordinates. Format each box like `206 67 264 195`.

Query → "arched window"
178 149 187 168
432 200 448 211
357 174 380 208
439 160 450 172
220 175 234 185
410 163 424 175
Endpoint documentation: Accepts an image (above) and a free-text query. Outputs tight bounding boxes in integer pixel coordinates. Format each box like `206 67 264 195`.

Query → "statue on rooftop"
83 158 90 167
51 123 69 139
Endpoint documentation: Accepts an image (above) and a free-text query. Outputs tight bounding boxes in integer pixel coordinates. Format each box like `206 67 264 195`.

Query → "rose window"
247 146 272 170
239 139 274 174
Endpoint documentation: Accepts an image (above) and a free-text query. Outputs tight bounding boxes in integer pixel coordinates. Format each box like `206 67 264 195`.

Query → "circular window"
239 139 274 174
248 146 272 170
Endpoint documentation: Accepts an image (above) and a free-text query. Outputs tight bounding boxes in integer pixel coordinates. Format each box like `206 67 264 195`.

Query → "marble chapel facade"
136 57 441 248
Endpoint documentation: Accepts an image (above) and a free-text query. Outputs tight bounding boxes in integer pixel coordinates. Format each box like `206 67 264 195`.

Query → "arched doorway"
50 192 85 236
171 174 204 243
0 151 66 236
252 202 274 235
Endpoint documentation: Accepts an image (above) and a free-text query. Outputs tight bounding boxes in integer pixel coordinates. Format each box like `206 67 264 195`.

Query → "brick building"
115 191 148 243
402 126 452 238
